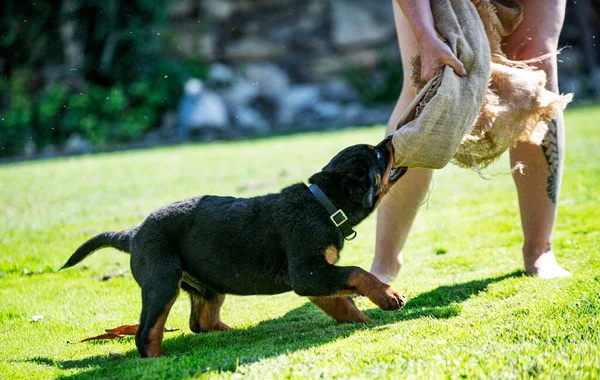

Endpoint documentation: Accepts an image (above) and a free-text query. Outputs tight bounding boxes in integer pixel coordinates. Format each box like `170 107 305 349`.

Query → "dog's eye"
375 150 383 160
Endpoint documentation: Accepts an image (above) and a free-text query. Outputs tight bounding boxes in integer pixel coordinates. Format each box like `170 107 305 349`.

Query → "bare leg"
504 0 570 278
371 0 433 283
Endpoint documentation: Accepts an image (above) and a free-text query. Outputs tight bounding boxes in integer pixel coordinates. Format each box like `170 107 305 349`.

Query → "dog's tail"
60 227 138 270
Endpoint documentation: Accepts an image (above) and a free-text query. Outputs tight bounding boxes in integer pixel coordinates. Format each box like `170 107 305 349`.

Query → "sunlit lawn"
1 105 599 379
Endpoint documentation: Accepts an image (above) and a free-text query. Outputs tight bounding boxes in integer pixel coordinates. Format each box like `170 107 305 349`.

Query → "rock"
244 63 290 100
278 85 321 125
269 25 294 43
188 91 229 130
202 0 235 20
307 56 345 80
64 134 91 155
207 63 237 88
344 49 381 69
233 106 270 133
320 78 359 103
313 102 342 120
225 38 286 61
177 79 229 138
337 103 391 126
197 31 217 60
23 140 36 157
168 0 196 18
223 78 260 108
331 0 395 49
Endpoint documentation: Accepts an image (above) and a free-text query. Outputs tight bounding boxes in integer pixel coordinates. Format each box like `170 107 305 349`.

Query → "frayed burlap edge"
402 0 572 170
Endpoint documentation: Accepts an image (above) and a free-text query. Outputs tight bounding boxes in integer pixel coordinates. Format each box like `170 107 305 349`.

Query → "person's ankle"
370 253 403 283
522 242 571 279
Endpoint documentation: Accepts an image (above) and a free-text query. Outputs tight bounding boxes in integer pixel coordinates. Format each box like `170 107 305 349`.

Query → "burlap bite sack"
392 0 572 169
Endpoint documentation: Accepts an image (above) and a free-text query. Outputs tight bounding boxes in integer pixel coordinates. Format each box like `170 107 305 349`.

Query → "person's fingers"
442 54 468 77
422 57 466 82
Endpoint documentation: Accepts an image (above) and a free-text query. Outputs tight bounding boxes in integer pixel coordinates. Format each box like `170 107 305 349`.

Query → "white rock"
278 85 321 125
207 63 236 86
244 63 290 99
313 102 342 120
320 78 359 103
179 80 229 131
202 0 235 20
234 107 270 133
187 91 229 130
223 79 260 107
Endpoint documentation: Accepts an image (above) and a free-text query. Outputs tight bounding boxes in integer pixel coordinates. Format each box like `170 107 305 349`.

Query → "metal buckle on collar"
330 209 348 227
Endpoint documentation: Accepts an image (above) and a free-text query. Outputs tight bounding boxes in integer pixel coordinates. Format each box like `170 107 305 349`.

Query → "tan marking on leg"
195 294 231 333
309 296 372 323
324 246 339 265
347 269 406 311
146 298 176 358
189 293 203 333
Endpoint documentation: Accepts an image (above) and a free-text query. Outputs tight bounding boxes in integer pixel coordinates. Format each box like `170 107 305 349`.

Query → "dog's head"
308 135 407 224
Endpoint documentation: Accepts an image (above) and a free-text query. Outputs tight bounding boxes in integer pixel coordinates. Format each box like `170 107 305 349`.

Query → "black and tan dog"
61 136 408 358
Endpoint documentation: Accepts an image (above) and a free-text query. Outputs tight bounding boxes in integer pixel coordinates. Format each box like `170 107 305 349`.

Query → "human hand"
418 35 467 82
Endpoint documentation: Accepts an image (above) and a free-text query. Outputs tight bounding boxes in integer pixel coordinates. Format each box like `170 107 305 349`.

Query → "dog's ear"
308 171 343 187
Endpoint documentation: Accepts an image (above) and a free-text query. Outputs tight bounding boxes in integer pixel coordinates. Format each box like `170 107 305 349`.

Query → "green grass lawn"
1 105 599 379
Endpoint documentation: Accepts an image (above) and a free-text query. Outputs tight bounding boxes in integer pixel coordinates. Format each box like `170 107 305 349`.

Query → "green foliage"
0 74 33 156
0 106 599 378
0 0 209 157
345 50 404 105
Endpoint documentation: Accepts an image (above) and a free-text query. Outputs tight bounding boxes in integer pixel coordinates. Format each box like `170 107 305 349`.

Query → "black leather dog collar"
308 184 357 241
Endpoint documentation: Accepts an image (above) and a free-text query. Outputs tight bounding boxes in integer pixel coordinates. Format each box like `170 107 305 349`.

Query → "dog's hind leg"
309 296 372 323
182 283 231 333
131 242 181 358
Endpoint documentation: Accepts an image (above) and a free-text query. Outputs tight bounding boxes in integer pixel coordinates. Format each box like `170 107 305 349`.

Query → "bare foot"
524 249 571 279
370 253 403 284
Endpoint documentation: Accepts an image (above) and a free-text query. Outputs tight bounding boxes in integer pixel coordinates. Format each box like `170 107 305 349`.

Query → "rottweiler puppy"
61 135 408 358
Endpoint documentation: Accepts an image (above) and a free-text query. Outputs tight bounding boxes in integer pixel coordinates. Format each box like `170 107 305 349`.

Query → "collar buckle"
330 209 348 227
308 183 357 241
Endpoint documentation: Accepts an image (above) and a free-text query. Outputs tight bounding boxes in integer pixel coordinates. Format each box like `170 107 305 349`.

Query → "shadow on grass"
26 271 522 379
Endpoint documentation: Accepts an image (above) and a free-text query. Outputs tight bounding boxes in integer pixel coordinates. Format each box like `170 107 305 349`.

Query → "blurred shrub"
0 74 34 156
0 0 208 157
345 50 404 105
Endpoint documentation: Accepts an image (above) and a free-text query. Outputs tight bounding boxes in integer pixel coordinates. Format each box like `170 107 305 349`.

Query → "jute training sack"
391 0 572 170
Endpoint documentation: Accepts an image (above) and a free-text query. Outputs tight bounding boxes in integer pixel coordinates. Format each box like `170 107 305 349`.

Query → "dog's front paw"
370 286 406 311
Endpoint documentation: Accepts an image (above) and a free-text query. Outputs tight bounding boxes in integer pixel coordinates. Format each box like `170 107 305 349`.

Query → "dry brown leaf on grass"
80 324 179 343
105 324 140 335
80 332 124 342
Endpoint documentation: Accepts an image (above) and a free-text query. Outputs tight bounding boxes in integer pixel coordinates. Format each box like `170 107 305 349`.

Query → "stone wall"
168 0 398 82
166 0 600 138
